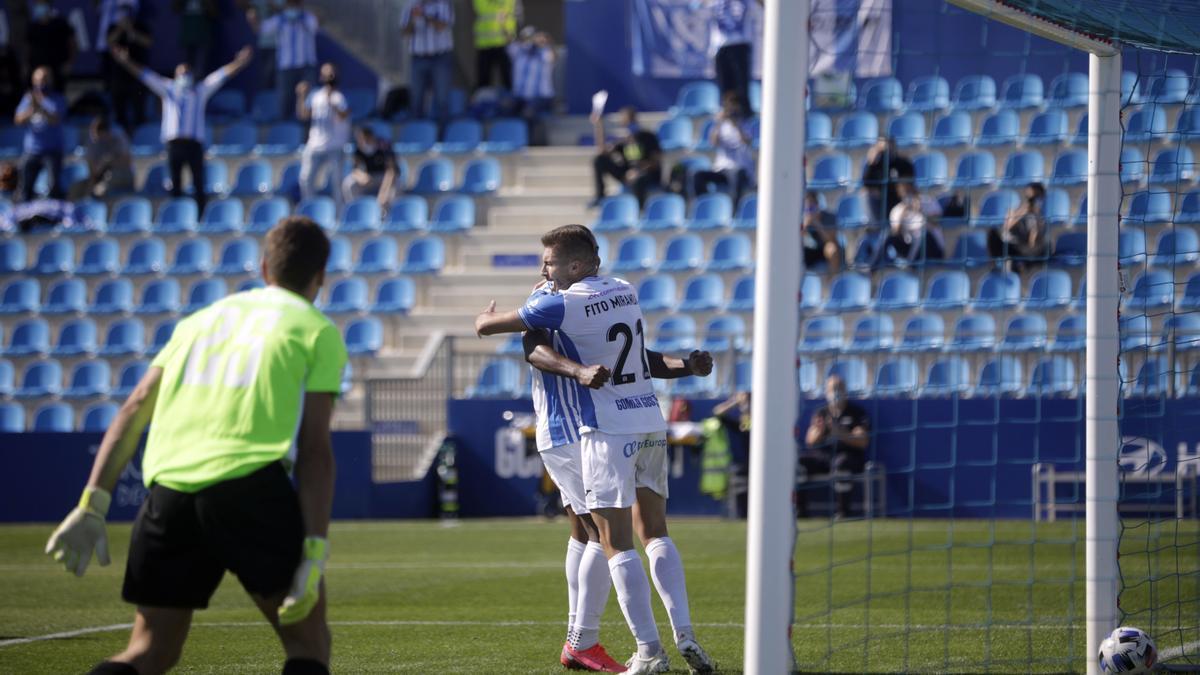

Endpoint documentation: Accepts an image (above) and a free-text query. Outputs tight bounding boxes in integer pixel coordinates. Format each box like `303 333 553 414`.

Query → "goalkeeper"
45 216 348 675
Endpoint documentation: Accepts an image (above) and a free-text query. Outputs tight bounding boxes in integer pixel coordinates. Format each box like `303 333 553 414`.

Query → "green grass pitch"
0 517 1190 673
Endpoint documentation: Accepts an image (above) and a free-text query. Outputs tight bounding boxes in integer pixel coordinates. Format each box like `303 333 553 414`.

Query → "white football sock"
608 548 661 655
645 536 694 644
565 538 587 642
569 541 610 651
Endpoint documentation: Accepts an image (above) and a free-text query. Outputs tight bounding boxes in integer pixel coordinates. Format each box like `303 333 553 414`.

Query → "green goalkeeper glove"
45 486 112 577
278 536 329 626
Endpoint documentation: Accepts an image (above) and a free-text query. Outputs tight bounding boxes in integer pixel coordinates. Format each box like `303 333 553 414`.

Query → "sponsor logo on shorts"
622 438 667 458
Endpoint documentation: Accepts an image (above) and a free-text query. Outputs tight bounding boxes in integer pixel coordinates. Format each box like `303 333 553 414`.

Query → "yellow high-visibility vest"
474 0 516 49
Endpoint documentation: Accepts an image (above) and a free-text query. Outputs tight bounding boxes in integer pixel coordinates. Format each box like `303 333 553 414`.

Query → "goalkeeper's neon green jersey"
143 286 348 492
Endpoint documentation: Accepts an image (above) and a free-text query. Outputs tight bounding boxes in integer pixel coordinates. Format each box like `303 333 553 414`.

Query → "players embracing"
475 224 715 674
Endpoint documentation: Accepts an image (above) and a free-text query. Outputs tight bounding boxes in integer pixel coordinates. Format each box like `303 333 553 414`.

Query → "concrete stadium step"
490 192 592 208
487 208 592 230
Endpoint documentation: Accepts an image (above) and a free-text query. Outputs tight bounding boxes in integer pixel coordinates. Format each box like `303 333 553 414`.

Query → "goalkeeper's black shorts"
122 461 304 609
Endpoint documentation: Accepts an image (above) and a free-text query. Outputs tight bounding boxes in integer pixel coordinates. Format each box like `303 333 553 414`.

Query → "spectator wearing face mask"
401 0 456 124
111 45 253 213
26 0 77 89
873 181 945 268
248 0 319 120
297 62 351 208
14 67 67 202
800 375 870 519
342 126 399 210
589 106 663 208
507 27 555 144
987 181 1050 273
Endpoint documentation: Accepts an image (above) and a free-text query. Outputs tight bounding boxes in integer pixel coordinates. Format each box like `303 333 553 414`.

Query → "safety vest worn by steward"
474 0 516 49
700 417 731 499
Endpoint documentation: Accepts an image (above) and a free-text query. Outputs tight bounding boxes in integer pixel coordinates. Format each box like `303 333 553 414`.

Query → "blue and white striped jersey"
520 276 667 442
139 68 230 143
259 10 319 69
400 0 455 56
507 43 554 100
710 0 752 51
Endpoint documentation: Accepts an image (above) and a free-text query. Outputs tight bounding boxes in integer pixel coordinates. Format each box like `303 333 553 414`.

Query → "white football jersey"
520 275 667 437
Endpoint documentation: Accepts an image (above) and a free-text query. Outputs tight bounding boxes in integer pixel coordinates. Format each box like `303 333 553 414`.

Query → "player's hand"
295 80 311 97
686 350 714 376
235 46 254 66
575 364 610 389
474 300 496 337
45 487 111 577
278 536 328 626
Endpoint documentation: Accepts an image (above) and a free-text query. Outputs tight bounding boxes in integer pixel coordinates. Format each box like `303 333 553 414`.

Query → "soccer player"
45 216 348 675
476 224 715 674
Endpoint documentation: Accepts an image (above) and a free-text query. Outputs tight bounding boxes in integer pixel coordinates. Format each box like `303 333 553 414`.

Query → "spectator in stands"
297 62 351 208
862 137 914 225
25 0 76 89
988 181 1050 272
711 391 751 518
507 27 555 145
111 45 254 214
173 0 218 77
14 67 66 202
802 190 842 273
71 115 134 200
589 106 663 208
401 0 456 124
692 90 755 206
800 374 869 519
239 0 281 95
104 5 152 133
95 0 140 58
248 0 319 120
873 181 944 267
709 0 759 112
474 0 519 91
0 162 18 200
342 125 399 210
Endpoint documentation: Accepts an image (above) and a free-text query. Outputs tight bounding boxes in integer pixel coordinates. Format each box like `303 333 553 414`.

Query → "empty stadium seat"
399 237 445 274
944 230 991 268
1163 314 1200 352
136 279 181 315
130 123 162 156
845 314 894 352
835 194 870 229
998 313 1048 351
1045 314 1084 352
859 77 903 113
15 359 62 398
237 278 265 292
184 279 226 314
1124 191 1172 226
700 315 746 352
338 198 381 234
1126 269 1174 310
434 119 482 155
727 275 755 313
1028 356 1077 396
999 151 1044 187
953 74 997 111
145 320 176 357
922 270 969 309
610 235 656 273
459 157 501 194
228 160 272 199
1024 269 1072 309
1048 150 1088 186
800 273 822 310
708 234 753 271
0 278 38 315
1121 314 1154 352
63 361 110 399
949 313 997 351
88 279 134 315
1052 231 1087 266
429 195 475 233
973 189 1021 227
972 271 1021 309
479 118 527 153
798 315 843 353
32 403 73 432
1147 68 1190 104
835 111 879 149
207 89 246 122
32 239 73 275
731 194 757 230
977 109 1020 147
1119 229 1148 267
678 274 724 312
0 239 25 273
355 237 400 274
256 122 304 156
154 198 198 235
923 356 972 396
324 277 368 314
1042 188 1073 226
928 110 972 148
1148 146 1195 186
141 162 170 196
211 122 257 156
874 357 918 397
1151 227 1200 268
1048 72 1089 108
952 151 996 188
591 194 639 233
297 197 336 230
41 278 85 315
168 238 213 275
51 318 98 357
0 401 20 431
659 234 704 272
686 193 732 231
5 319 50 356
80 402 118 431
671 369 719 398
1122 147 1146 184
656 116 693 152
246 197 290 234
870 271 917 311
199 198 245 234
906 75 950 112
808 153 852 191
112 360 149 397
345 87 377 120
636 193 684 232
344 317 383 356
393 120 438 154
806 112 833 149
823 272 870 312
977 356 1023 396
215 237 259 276
913 152 949 190
1129 358 1174 397
370 277 415 314
468 359 523 398
1175 107 1200 141
410 158 454 195
999 73 1044 109
650 316 697 353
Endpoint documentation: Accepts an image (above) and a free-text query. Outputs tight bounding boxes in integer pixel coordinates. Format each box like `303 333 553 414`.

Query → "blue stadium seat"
1175 107 1200 141
1147 68 1190 104
678 274 724 312
944 230 991 268
686 193 732 231
949 313 997 351
824 272 870 312
922 357 971 396
977 109 1021 147
1043 188 1073 226
591 194 639 233
874 357 918 397
81 402 119 431
806 112 833 149
339 198 382 234
672 81 720 117
859 77 903 113
1126 269 1174 311
32 403 73 432
146 320 176 357
429 195 475 233
15 359 62 398
370 277 415 314
913 152 948 191
355 236 400 274
1052 230 1087 266
1123 191 1172 226
2 318 48 357
459 157 501 194
953 74 996 111
972 271 1021 309
656 116 693 152
63 361 110 399
951 151 996 188
246 197 289 234
845 314 894 352
671 369 719 398
973 189 1021 227
211 122 257 156
1128 358 1173 397
798 315 843 353
436 119 483 154
467 359 523 399
727 274 755 313
923 270 969 309
410 158 454 195
1163 314 1200 352
324 277 368 314
184 279 226 314
638 193 685 232
32 239 73 275
168 238 213 275
0 126 23 158
399 236 445 274
1047 72 1088 108
154 198 198 235
872 272 918 311
998 313 1048 351
1126 106 1169 143
650 316 697 353
1024 269 1072 309
658 234 703 272
808 153 852 191
0 278 38 314
999 73 1044 109
113 360 149 397
1119 71 1143 105
610 235 655 273
827 359 868 397
88 279 134 315
70 199 107 233
906 75 950 112
692 117 717 152
42 278 85 315
46 162 88 197
731 194 757 230
0 239 25 273
108 197 153 235
136 278 181 315
999 151 1044 187
380 196 427 233
141 162 170 196
1029 356 1077 396
325 237 349 275
1148 146 1195 186
207 89 246 122
251 90 279 123
1068 112 1091 146
199 198 245 234
256 122 304 156
1048 314 1085 352
1023 108 1069 146
230 160 272 197
977 356 1023 396
479 118 527 154
394 120 438 154
344 317 383 356
52 318 98 357
708 234 752 272
631 275 672 314
0 402 22 432
1121 315 1154 352
700 315 746 352
1118 228 1147 267
834 111 879 150
929 111 972 148
297 197 336 230
1048 150 1087 186
130 123 162 156
834 193 870 229
1151 227 1200 268
345 88 376 120
798 273 821 311
237 278 265 292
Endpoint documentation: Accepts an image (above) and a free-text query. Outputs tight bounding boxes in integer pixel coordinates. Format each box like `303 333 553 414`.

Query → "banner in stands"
809 0 893 78
629 0 763 80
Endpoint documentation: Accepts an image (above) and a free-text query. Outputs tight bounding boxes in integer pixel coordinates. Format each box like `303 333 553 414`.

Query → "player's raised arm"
475 299 537 336
647 349 713 379
522 330 610 389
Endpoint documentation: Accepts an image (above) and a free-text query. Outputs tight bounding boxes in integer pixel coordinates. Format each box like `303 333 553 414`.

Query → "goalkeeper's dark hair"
542 224 600 267
265 216 330 292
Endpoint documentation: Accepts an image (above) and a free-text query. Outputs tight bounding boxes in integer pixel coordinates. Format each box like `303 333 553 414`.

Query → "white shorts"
581 430 670 510
540 442 589 515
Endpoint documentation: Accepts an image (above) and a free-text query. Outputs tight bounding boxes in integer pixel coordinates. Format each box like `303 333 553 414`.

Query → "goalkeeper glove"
45 486 112 577
279 536 329 626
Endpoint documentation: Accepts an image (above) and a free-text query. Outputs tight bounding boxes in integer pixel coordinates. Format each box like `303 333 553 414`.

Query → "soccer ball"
1099 626 1157 673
